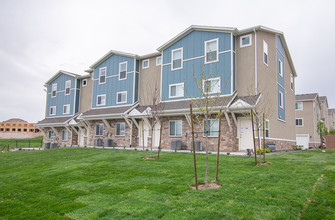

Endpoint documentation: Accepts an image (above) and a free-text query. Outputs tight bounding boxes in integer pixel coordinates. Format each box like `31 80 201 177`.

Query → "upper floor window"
169 120 182 137
48 130 54 140
156 56 162 66
203 119 219 137
62 130 68 141
278 59 283 77
240 34 252 48
65 80 71 95
51 83 57 97
99 67 106 84
142 59 149 69
169 83 184 98
119 62 127 80
95 123 104 136
295 102 303 110
116 91 127 104
263 40 268 65
265 120 269 137
97 94 106 106
296 118 303 126
82 79 87 87
63 104 70 114
116 122 125 136
171 48 183 70
50 106 56 116
290 74 294 90
205 39 218 63
279 91 284 109
203 77 221 94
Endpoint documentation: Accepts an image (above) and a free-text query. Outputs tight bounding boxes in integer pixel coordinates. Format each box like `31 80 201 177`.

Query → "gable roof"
328 109 335 114
295 93 319 101
89 50 138 69
45 70 80 85
319 96 329 107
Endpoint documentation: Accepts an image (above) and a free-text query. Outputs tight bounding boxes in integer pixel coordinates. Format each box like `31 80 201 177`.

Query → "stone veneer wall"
42 127 75 147
160 114 238 151
254 138 296 151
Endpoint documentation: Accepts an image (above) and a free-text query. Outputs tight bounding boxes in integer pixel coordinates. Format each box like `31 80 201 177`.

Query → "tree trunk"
150 124 154 158
257 122 261 164
215 110 222 182
142 120 145 159
263 113 266 163
190 104 198 190
158 122 162 159
251 110 257 165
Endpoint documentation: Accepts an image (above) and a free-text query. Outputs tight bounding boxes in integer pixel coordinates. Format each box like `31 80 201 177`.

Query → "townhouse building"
319 96 329 127
37 25 297 151
328 109 335 129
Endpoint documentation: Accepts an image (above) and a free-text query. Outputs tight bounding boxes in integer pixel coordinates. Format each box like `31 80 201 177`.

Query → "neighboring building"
0 118 40 133
37 25 298 151
319 96 329 127
295 93 321 149
328 109 335 129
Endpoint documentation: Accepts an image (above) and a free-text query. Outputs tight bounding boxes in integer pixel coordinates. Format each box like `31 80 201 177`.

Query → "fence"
325 136 335 149
0 139 43 151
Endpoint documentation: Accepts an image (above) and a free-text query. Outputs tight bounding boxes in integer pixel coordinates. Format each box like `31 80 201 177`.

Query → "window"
278 59 283 77
51 83 57 97
62 130 68 141
142 59 149 69
296 118 303 126
295 102 303 110
263 40 268 65
279 91 284 109
203 78 221 94
169 120 182 137
290 74 294 90
169 83 184 98
65 80 71 95
50 106 56 116
82 79 87 87
63 104 70 114
97 94 106 106
171 48 183 70
205 39 218 63
119 62 127 80
265 120 269 138
116 123 125 136
240 34 252 48
156 56 162 66
203 119 219 137
116 91 127 104
48 130 54 140
99 67 106 84
95 124 104 136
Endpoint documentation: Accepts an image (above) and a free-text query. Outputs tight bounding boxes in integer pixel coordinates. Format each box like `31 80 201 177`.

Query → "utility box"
94 139 103 147
45 143 51 149
266 142 276 152
191 141 202 151
104 139 113 147
50 143 58 149
171 140 182 150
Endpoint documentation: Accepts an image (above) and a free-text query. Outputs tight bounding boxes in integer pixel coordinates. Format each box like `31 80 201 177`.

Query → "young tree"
317 121 328 146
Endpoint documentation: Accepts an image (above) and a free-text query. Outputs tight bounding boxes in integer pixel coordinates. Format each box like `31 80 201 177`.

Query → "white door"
238 117 253 151
296 134 309 150
139 121 149 147
79 129 85 147
152 122 161 148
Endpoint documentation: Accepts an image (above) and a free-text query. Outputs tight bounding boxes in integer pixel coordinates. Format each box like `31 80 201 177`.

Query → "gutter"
254 28 258 95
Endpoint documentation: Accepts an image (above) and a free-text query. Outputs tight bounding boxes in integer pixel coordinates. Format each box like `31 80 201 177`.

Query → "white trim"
51 83 57 98
171 48 183 71
99 67 107 84
115 122 125 136
119 61 127 80
278 59 283 77
133 59 136 104
240 34 252 48
63 104 70 114
142 59 149 69
156 56 162 66
65 80 71 96
96 94 106 106
277 118 286 123
264 137 296 142
296 118 304 127
169 83 184 98
263 40 268 66
203 77 221 94
50 106 56 116
290 74 294 91
231 33 233 94
161 93 233 103
116 91 127 104
169 120 182 137
82 79 87 87
295 101 303 110
254 30 257 94
204 38 219 64
279 91 284 109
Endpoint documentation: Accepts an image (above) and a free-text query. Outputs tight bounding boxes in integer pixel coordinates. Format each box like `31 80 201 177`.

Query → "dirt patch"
260 162 272 165
143 157 159 160
191 182 222 190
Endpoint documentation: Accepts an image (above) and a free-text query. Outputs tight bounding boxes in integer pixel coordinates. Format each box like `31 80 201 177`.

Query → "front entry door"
238 117 253 151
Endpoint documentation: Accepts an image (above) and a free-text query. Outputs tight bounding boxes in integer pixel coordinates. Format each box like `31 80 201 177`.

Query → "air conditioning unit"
191 141 202 151
171 140 182 150
94 139 103 146
104 139 113 147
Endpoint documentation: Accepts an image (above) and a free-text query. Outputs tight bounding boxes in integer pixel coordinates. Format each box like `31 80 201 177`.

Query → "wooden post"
215 110 222 183
142 121 145 159
190 104 198 190
251 109 257 165
158 123 162 159
263 113 266 163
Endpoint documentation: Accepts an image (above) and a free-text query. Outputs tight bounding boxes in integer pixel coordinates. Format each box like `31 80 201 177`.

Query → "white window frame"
96 94 106 106
63 104 70 114
99 67 107 84
95 123 104 136
203 119 219 137
203 77 221 94
263 40 268 66
279 91 284 109
278 59 283 77
240 34 252 48
50 106 56 116
116 122 125 136
116 91 127 104
82 79 87 87
296 118 303 127
171 48 183 71
142 59 149 69
265 120 270 138
295 102 303 110
48 130 54 140
156 56 162 66
62 130 68 141
290 74 294 90
119 61 127 80
169 83 184 98
169 120 182 137
205 38 219 64
51 83 57 98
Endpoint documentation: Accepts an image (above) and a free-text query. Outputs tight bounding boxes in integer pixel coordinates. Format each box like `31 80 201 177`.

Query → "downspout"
254 28 258 95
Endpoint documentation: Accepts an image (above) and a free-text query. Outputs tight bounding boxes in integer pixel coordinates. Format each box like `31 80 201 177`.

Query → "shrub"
134 148 137 151
227 152 230 156
256 148 270 155
292 145 303 151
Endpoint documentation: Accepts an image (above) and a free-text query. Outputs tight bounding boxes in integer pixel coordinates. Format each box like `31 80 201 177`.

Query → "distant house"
0 118 40 134
328 109 335 129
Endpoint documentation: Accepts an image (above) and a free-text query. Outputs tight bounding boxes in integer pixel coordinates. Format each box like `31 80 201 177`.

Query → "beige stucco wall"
320 100 328 125
139 56 161 106
79 76 93 113
327 112 335 129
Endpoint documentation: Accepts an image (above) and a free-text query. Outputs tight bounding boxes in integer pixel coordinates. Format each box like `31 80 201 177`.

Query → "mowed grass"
0 136 43 150
0 148 334 219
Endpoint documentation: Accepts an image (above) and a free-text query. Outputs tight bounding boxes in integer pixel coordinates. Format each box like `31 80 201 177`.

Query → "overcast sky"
0 0 334 123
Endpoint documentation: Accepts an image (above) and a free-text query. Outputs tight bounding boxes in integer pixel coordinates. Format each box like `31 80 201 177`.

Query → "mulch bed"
191 182 222 190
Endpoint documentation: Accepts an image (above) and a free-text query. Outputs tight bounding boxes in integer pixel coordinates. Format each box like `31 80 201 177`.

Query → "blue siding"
92 54 136 108
277 85 286 121
136 60 139 72
46 74 78 117
161 31 233 101
233 52 236 91
134 72 139 102
233 35 236 51
276 36 284 55
276 50 285 87
276 36 286 121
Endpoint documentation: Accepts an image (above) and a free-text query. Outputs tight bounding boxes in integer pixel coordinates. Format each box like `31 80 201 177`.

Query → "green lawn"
0 149 334 219
0 136 43 150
